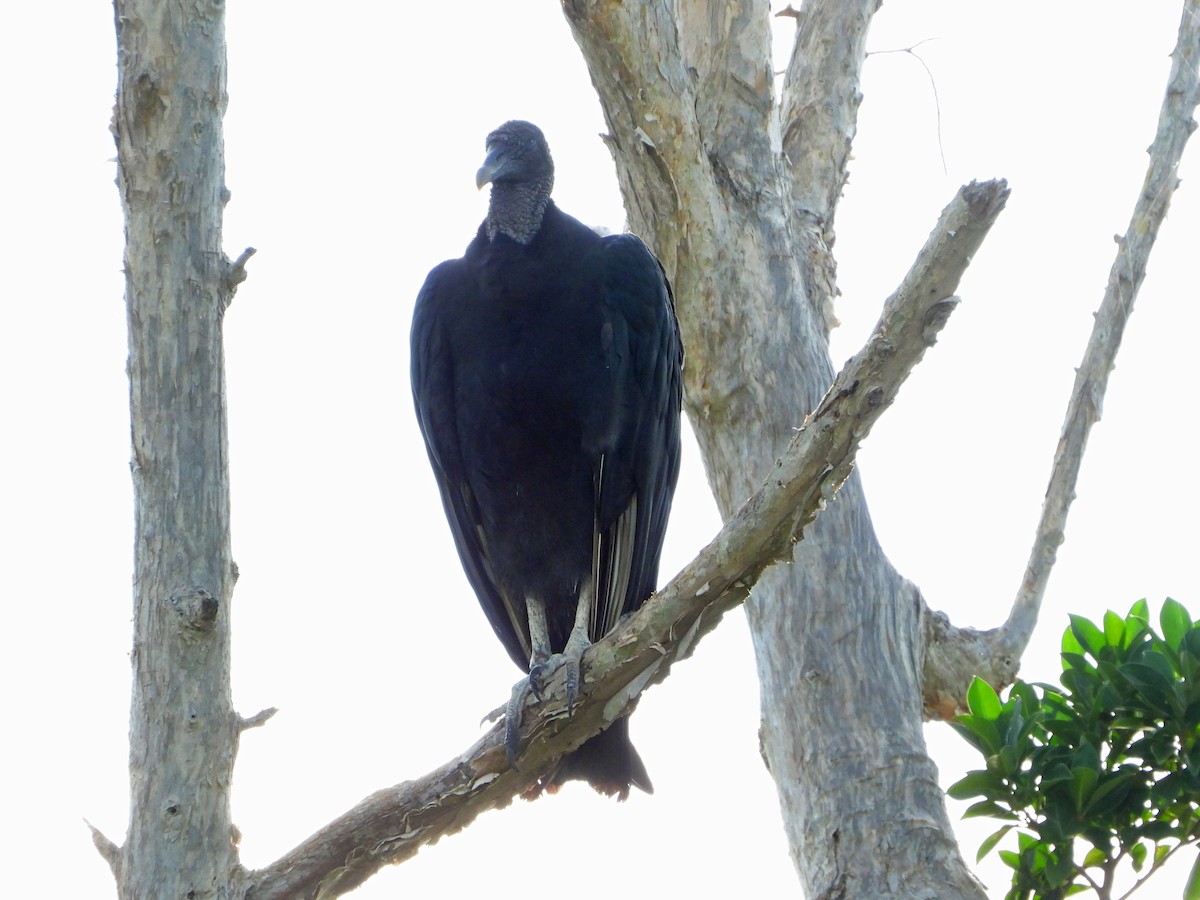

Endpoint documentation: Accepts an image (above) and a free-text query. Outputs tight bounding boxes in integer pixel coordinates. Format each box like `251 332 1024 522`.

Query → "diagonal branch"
1000 0 1200 657
244 180 1009 900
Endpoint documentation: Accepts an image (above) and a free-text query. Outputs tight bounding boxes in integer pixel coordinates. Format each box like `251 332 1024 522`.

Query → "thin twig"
867 39 948 174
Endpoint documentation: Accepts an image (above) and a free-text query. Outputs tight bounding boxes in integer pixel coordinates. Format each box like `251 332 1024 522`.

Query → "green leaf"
997 744 1021 777
1130 840 1148 872
977 824 1014 862
1104 609 1126 648
999 849 1021 871
1010 680 1041 716
947 769 1001 801
1187 852 1200 900
1082 846 1109 868
1070 766 1098 812
1070 614 1107 660
1128 598 1151 626
968 676 1003 720
1183 628 1200 660
1062 625 1086 662
1060 665 1098 708
1161 598 1192 651
1084 771 1135 817
950 717 1001 757
1071 741 1100 773
1003 698 1028 748
963 799 1018 820
1119 661 1177 715
1145 643 1181 682
1138 821 1177 842
1040 763 1076 790
1047 849 1076 886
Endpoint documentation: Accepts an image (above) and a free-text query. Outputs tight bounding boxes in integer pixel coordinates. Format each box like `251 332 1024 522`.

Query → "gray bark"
109 0 251 896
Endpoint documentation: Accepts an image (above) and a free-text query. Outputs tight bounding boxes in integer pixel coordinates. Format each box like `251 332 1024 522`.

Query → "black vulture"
410 121 682 799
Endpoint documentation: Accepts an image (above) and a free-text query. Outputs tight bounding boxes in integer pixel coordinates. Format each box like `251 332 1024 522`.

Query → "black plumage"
410 121 682 799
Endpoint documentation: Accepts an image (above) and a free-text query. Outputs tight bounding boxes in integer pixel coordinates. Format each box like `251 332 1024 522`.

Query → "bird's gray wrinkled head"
476 120 554 191
479 121 555 244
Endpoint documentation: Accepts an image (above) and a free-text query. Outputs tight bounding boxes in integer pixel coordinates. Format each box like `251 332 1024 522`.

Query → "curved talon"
528 662 550 701
561 633 590 716
564 657 580 714
505 677 534 767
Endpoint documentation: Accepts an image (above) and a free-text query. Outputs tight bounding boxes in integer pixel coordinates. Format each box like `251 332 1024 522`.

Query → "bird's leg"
524 595 554 697
503 586 596 765
560 579 595 714
505 595 554 766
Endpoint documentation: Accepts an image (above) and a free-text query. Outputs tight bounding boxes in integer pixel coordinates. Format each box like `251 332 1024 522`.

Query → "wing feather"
589 234 683 643
411 261 532 668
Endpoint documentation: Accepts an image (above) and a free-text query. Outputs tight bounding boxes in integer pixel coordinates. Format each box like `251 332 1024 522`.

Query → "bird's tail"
543 716 652 801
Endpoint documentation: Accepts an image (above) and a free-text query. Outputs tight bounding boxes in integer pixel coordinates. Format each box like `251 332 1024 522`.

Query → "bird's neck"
486 178 553 244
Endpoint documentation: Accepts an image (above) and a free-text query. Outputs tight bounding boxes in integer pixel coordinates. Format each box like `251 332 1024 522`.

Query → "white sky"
2 1 1197 896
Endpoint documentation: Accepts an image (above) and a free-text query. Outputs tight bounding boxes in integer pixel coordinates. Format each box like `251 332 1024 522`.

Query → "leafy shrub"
950 598 1200 899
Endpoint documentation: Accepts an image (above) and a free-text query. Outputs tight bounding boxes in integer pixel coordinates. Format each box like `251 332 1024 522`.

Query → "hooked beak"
475 145 511 190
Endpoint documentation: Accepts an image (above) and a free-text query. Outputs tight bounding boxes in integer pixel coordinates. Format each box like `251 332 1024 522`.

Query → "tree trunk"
563 2 985 896
112 0 245 895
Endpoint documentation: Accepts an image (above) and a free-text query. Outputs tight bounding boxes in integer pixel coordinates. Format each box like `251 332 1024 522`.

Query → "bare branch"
245 180 1008 900
238 707 277 732
1000 0 1200 658
779 0 880 224
222 245 256 310
86 819 121 877
225 246 256 288
778 0 882 332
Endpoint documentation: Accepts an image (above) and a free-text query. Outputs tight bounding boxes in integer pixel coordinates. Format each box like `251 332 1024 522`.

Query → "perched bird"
410 121 682 799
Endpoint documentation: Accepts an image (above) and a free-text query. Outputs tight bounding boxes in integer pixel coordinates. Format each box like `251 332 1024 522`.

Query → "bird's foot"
503 638 592 766
559 632 591 714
